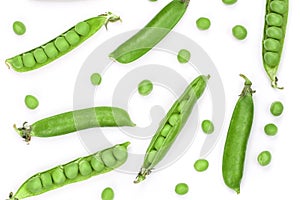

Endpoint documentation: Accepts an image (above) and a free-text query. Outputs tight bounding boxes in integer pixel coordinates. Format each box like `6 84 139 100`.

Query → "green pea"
112 145 128 161
177 100 187 113
101 150 117 168
90 73 102 86
154 136 165 150
257 151 272 166
196 17 211 30
44 43 59 58
65 30 80 46
232 25 247 40
138 80 153 96
52 168 66 185
270 101 284 116
177 49 191 64
75 21 90 36
264 123 278 136
194 159 209 172
270 1 288 14
175 183 189 195
91 156 105 172
264 38 281 52
7 56 23 69
22 53 36 68
79 160 93 176
147 150 157 163
26 177 42 193
168 114 181 126
33 48 48 64
222 0 237 5
101 187 114 200
40 173 53 188
64 163 79 179
264 52 280 67
13 21 26 35
266 27 283 40
201 120 214 134
25 95 39 110
54 37 70 52
160 124 172 137
266 13 283 27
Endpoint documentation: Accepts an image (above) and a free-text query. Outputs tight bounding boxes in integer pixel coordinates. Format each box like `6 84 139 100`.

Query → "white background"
0 0 300 199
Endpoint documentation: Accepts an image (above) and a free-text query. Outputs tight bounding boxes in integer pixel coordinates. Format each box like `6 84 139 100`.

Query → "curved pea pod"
262 0 288 88
5 12 121 72
222 75 255 194
14 106 135 143
134 75 209 183
109 0 189 64
8 142 129 200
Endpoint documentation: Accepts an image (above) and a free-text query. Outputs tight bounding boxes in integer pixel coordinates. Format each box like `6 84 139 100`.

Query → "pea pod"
134 75 209 183
109 0 189 64
8 142 130 200
222 75 255 194
6 12 121 72
262 0 288 88
14 107 135 143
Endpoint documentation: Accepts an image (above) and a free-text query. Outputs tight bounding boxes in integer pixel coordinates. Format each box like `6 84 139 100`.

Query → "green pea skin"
266 13 283 27
196 17 211 30
175 183 189 195
90 73 102 86
222 0 237 5
177 49 191 64
64 163 79 179
13 21 26 35
65 30 80 46
264 52 280 67
54 37 70 52
270 101 284 116
147 150 157 163
232 25 247 40
33 48 48 64
270 1 288 15
75 21 90 36
40 173 53 188
26 177 42 193
266 27 283 40
101 150 117 168
257 151 272 166
263 38 281 52
154 136 165 150
201 120 214 134
25 95 39 110
138 80 153 96
112 145 128 161
79 160 93 176
23 53 36 68
52 168 66 185
160 124 172 137
91 157 105 172
44 43 59 59
194 159 209 172
168 114 181 126
264 123 278 136
101 187 114 200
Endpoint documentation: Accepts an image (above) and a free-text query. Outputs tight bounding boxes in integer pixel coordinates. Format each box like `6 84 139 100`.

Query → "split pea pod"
134 75 209 183
222 75 255 194
262 0 288 88
109 0 189 64
6 12 121 72
8 142 130 200
14 107 135 143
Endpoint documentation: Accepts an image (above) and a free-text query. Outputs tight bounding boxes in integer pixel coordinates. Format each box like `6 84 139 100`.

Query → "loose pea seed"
266 13 283 27
25 95 39 110
270 101 284 116
177 49 191 63
196 17 211 30
13 21 26 35
154 136 165 150
147 150 157 163
33 48 48 64
232 25 247 40
201 120 214 134
40 173 53 188
257 151 272 166
26 177 42 193
52 168 66 185
91 156 105 172
222 0 237 5
168 114 181 126
23 53 36 68
175 183 189 195
101 187 114 200
65 30 80 46
264 52 280 67
79 160 93 176
101 150 117 168
194 159 209 172
270 1 288 14
138 80 153 96
264 38 281 52
264 123 278 136
54 37 70 52
90 73 102 86
75 21 90 36
160 124 172 137
266 27 283 40
64 163 79 179
112 145 128 161
44 43 59 58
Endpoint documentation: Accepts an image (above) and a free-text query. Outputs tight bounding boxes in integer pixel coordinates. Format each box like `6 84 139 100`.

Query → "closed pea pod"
134 75 209 183
222 75 255 194
8 142 130 200
6 12 121 72
14 106 135 143
262 0 288 88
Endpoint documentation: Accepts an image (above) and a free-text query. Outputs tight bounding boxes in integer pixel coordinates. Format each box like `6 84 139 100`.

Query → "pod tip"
121 141 131 148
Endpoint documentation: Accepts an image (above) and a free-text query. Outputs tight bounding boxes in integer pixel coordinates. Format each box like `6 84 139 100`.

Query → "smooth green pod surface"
6 12 121 72
109 0 189 64
262 0 288 88
222 75 255 194
14 106 135 143
134 75 209 183
8 142 130 200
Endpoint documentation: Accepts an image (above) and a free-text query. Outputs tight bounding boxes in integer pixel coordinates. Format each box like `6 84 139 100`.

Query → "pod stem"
134 168 151 184
271 77 284 90
101 12 122 30
13 122 32 143
7 192 17 200
239 74 255 96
